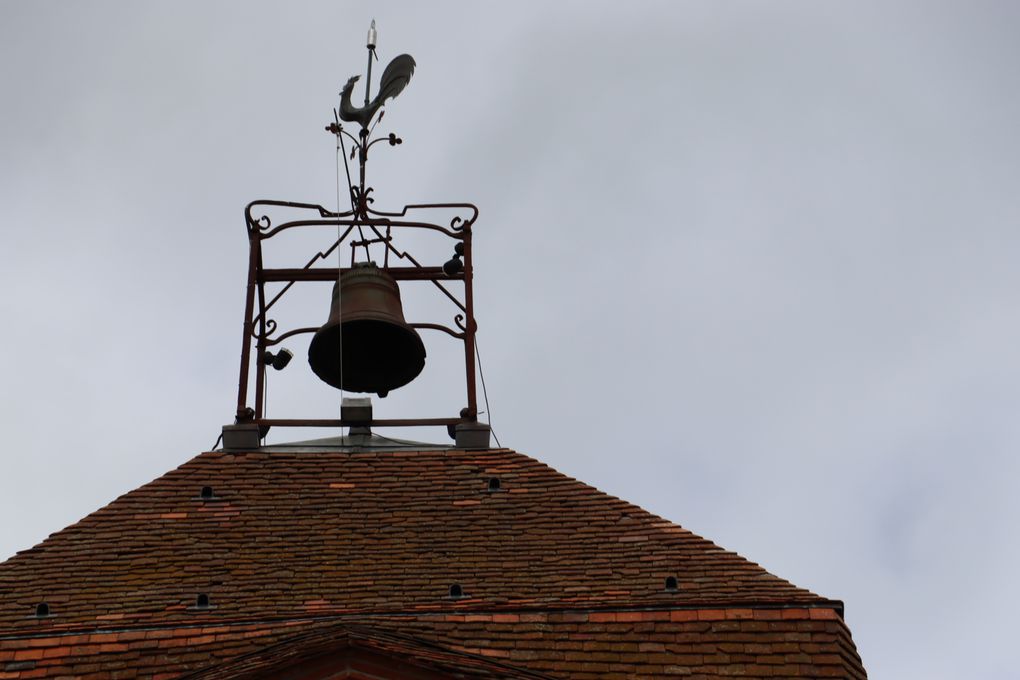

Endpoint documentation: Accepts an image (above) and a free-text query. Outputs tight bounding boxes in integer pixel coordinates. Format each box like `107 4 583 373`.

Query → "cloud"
2 2 1018 677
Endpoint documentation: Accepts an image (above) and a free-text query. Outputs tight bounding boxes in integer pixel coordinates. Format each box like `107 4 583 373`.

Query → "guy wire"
475 337 501 448
335 135 347 433
262 368 269 445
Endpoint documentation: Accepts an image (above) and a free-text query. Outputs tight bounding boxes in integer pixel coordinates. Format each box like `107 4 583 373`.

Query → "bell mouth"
308 319 426 393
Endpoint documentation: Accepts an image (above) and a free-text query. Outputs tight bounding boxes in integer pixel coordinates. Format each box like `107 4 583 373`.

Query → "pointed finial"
367 19 377 49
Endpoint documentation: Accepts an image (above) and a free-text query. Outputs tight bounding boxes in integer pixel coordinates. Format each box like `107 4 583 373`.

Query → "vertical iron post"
463 227 478 419
253 241 267 420
235 230 259 419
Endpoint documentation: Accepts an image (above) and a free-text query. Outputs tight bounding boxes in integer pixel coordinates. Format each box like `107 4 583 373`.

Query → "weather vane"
326 20 416 219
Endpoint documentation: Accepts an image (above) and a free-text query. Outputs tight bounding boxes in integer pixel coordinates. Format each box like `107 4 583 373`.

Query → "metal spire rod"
364 20 376 107
355 20 377 215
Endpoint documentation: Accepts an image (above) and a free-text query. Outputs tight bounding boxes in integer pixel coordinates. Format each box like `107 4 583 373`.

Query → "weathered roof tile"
0 445 866 677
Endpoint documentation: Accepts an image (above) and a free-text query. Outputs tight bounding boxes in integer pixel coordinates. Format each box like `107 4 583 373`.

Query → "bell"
307 263 426 395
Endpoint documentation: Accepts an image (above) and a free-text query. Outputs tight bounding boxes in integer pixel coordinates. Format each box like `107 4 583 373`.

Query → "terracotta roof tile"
0 445 867 677
0 610 865 679
0 447 823 629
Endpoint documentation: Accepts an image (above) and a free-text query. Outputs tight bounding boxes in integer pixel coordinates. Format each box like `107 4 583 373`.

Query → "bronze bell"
307 263 426 395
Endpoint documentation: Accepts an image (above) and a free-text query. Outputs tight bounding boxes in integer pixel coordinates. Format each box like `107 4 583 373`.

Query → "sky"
1 1 1019 677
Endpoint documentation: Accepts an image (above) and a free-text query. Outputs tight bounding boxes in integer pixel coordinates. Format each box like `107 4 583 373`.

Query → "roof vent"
199 486 216 500
448 584 465 599
194 593 211 610
664 576 679 592
487 477 501 492
34 602 51 618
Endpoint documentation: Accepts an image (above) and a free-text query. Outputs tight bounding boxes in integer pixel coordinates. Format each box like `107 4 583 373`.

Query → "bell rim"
307 318 427 393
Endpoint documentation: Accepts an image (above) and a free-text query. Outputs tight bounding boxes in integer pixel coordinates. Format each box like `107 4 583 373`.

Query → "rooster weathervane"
326 20 416 218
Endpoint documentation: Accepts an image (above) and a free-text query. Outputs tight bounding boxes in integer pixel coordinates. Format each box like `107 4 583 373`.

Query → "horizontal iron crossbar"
257 418 463 428
260 267 460 282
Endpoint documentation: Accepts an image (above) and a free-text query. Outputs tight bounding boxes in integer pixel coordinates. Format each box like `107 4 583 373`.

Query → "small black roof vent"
195 486 224 502
487 477 501 492
189 593 214 611
448 583 465 599
664 575 679 592
34 602 51 618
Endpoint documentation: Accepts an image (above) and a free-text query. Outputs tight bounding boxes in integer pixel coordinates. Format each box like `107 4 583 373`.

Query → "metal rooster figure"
327 20 416 220
339 52 416 129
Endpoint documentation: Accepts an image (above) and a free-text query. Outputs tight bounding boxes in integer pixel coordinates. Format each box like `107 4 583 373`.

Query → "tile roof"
0 610 866 679
0 445 867 677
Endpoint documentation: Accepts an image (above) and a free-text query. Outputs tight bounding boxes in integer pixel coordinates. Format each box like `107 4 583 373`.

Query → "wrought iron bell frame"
234 197 481 435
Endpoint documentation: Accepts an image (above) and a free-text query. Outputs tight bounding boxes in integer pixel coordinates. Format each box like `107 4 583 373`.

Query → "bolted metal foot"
455 421 491 450
341 397 373 426
221 423 261 451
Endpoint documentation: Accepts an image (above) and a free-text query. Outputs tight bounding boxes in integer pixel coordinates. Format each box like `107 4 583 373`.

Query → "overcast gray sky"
2 2 1019 678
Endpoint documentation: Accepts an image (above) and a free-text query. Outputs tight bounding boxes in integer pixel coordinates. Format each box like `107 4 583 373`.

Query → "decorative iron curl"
454 314 466 332
350 186 376 204
409 322 465 340
255 215 272 232
450 214 477 232
366 132 403 152
263 318 278 338
264 326 318 346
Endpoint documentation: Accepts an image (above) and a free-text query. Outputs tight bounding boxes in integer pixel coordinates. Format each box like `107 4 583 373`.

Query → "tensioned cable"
474 337 501 448
337 120 371 435
263 369 269 445
335 134 347 434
